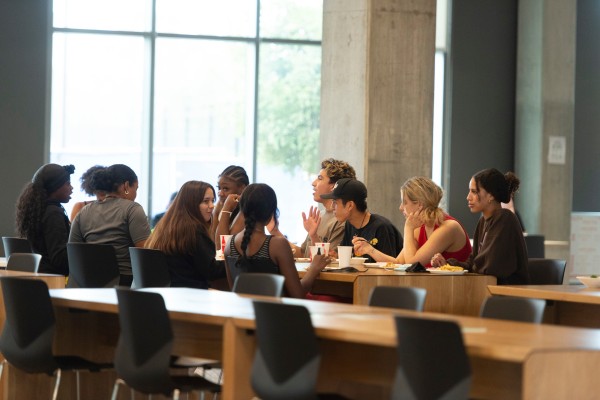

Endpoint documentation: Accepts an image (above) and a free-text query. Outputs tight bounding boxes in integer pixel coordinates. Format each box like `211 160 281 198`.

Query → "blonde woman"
353 177 471 267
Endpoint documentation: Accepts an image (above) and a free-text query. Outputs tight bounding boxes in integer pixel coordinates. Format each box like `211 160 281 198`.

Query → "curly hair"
89 164 137 193
15 182 48 240
146 181 215 255
80 165 106 196
401 177 445 226
321 158 356 184
239 184 279 260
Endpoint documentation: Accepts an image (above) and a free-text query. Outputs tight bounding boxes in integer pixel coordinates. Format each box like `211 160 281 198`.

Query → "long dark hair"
15 164 74 240
239 183 279 260
146 181 215 255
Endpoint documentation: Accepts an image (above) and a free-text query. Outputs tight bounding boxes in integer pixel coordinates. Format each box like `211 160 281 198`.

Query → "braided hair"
238 183 279 261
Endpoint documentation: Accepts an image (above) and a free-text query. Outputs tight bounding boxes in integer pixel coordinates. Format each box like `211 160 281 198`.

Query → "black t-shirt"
341 213 403 262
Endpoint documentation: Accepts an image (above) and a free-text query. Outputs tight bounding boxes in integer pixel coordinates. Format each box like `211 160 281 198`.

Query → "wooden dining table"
298 263 496 316
13 287 599 400
0 270 66 399
488 284 600 328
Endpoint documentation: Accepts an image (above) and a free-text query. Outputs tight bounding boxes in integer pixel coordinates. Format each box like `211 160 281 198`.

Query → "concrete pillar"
515 0 576 259
320 0 436 229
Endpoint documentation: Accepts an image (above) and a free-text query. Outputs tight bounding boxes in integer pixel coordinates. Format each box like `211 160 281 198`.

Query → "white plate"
363 262 387 268
364 262 410 271
428 269 467 275
576 276 600 288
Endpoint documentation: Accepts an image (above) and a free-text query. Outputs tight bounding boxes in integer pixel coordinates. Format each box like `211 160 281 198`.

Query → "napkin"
405 262 427 273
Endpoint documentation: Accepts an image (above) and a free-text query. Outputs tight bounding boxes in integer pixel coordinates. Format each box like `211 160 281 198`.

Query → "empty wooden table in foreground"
488 284 600 328
39 288 600 400
298 264 496 316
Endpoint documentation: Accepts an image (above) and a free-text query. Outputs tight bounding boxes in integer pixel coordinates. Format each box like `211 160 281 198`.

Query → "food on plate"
383 262 396 270
437 265 464 272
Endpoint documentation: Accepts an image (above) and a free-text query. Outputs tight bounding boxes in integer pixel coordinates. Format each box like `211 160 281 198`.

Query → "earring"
125 190 129 195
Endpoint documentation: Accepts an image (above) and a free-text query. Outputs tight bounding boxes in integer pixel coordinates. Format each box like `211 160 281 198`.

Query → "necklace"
354 212 369 237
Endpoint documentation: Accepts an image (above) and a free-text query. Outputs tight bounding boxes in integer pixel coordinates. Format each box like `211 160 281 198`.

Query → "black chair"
67 243 120 288
524 235 545 258
251 301 348 400
480 296 546 323
233 273 285 297
6 253 42 273
527 258 567 285
0 277 111 400
110 288 220 400
2 237 32 258
129 247 171 288
225 255 244 288
393 316 471 400
368 286 427 311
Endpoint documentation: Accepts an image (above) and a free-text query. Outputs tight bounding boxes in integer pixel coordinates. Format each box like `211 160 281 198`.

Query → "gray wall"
573 0 600 211
445 0 518 234
0 0 49 255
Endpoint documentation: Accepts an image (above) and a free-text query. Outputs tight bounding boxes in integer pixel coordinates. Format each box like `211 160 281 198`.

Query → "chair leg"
51 369 62 400
0 359 6 383
111 378 126 400
75 370 81 400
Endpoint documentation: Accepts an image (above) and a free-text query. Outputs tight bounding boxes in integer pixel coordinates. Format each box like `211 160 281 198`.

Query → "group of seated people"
13 158 529 300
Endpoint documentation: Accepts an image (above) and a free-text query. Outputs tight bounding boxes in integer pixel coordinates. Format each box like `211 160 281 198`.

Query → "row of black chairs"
0 273 546 400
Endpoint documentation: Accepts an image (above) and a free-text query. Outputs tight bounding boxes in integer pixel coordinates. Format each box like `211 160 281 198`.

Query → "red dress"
417 215 472 268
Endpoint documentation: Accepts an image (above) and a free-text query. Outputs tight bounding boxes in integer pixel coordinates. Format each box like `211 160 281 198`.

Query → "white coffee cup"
315 242 330 256
338 246 353 267
220 234 233 251
309 245 319 260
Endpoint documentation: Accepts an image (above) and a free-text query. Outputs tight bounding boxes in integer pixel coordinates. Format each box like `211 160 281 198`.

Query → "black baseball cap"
320 178 367 203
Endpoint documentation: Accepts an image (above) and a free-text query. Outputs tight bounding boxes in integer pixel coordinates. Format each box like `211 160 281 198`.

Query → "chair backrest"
225 255 246 288
524 235 545 258
0 277 58 375
6 253 42 273
2 237 32 258
66 243 120 288
114 288 174 395
527 258 567 285
129 247 171 288
368 286 427 311
480 296 546 323
233 273 285 297
251 301 320 400
393 316 471 400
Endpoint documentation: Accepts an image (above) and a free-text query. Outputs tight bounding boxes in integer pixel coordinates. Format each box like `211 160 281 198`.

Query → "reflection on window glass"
256 43 321 242
53 0 151 32
156 0 257 37
152 38 255 210
260 0 323 40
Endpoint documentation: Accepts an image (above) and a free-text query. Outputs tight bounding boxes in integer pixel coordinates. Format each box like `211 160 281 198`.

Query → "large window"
50 0 323 243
